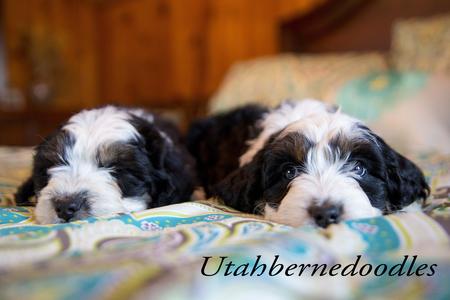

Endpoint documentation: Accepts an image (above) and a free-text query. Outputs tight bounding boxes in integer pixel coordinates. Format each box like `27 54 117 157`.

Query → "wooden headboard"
280 0 450 53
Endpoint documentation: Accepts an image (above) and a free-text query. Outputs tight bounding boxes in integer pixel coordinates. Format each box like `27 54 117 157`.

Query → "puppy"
15 106 195 224
188 99 429 227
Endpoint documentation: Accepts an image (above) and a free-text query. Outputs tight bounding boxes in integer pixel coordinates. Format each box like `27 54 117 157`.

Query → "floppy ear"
132 116 195 207
212 154 264 214
147 144 195 207
376 137 430 211
141 129 178 206
147 167 175 207
140 127 170 170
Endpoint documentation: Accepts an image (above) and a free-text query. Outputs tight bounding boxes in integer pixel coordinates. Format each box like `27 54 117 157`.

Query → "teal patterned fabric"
0 146 449 299
0 207 448 300
0 205 235 238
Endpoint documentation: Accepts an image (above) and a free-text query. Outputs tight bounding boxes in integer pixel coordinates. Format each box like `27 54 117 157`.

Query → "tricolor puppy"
188 99 429 227
15 106 195 224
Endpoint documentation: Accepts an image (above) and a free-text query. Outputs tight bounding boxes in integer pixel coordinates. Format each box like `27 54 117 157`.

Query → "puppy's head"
214 101 429 227
30 107 178 224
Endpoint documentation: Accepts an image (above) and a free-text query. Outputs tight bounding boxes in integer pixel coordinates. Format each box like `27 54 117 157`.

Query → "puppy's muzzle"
308 203 343 228
52 193 88 222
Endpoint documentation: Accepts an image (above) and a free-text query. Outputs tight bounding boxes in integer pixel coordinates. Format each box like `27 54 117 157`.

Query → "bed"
0 147 448 299
1 1 449 299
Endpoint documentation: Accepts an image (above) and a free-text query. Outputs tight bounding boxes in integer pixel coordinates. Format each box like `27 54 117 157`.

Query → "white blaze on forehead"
278 111 361 145
240 99 369 166
240 99 338 166
63 106 142 160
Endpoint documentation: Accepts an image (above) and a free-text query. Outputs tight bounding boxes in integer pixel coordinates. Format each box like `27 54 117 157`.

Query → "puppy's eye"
284 165 300 180
352 163 366 176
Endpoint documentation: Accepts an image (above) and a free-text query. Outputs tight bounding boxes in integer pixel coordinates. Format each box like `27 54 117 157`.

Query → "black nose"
53 194 86 222
308 204 343 228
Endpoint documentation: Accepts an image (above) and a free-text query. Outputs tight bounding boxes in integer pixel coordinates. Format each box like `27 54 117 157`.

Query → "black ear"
147 143 195 207
131 115 195 207
147 167 176 207
140 128 179 206
132 114 182 170
377 137 430 211
212 154 263 214
140 127 170 170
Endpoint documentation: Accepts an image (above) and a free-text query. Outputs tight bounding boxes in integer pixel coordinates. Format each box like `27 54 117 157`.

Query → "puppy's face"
31 107 173 224
215 104 429 227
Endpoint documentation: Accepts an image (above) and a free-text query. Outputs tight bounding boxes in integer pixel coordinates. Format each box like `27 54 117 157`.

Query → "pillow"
391 14 450 74
336 72 450 156
336 71 427 122
209 53 388 113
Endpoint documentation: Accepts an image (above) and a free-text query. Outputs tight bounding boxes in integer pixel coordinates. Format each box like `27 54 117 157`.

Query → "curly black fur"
187 104 268 196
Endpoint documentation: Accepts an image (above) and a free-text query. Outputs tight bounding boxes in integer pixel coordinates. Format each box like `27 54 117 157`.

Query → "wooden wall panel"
97 0 171 104
203 0 278 94
97 0 209 105
167 0 208 100
277 0 326 21
2 0 320 110
2 0 100 110
202 0 323 94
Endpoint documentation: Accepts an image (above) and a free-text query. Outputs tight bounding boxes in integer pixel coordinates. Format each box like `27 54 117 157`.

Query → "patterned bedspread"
0 147 449 300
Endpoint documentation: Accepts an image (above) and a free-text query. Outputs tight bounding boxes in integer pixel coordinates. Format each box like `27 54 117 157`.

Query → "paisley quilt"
0 147 449 300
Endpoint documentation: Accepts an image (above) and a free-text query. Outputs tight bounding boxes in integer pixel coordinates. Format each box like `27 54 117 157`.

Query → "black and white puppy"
15 106 195 224
188 99 429 227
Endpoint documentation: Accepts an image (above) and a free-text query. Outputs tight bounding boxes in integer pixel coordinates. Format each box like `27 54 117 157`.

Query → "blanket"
0 147 449 300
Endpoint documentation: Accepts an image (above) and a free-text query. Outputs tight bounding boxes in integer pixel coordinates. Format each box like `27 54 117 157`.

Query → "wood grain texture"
2 0 318 108
2 0 100 110
0 0 320 145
